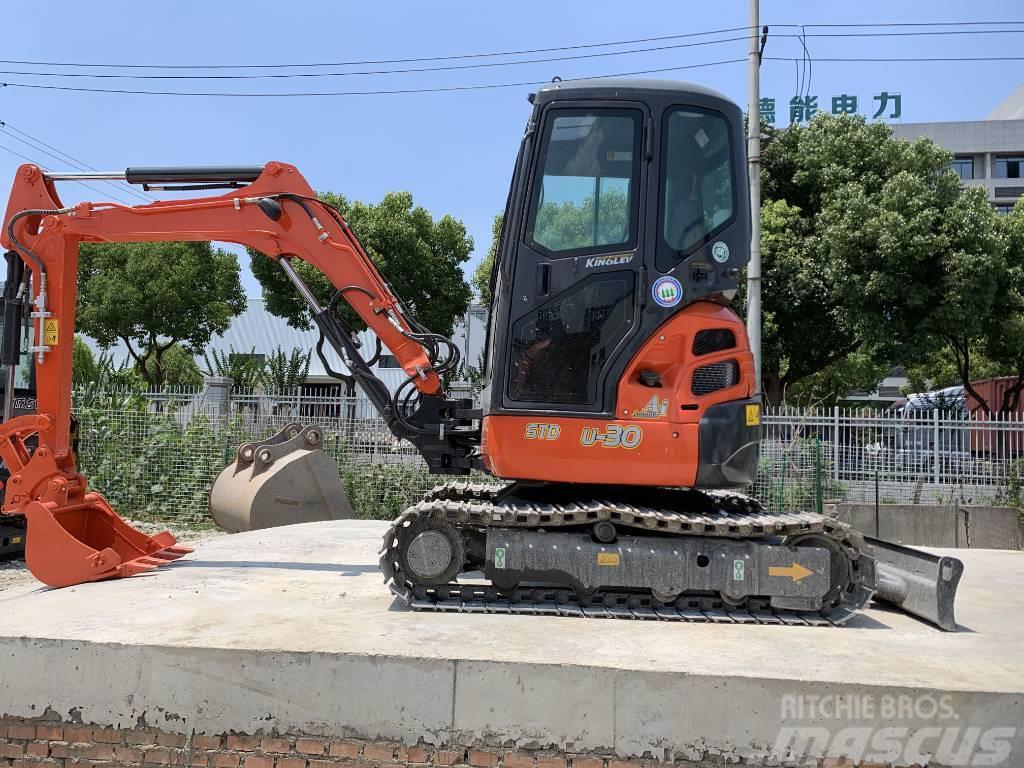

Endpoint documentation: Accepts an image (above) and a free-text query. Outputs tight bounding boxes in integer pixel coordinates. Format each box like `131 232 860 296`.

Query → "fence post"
833 406 841 482
933 409 941 485
814 437 823 515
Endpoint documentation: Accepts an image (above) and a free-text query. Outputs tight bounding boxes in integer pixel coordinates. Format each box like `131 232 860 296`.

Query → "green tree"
472 213 503 306
77 241 246 389
756 114 1015 409
202 346 265 389
250 191 472 336
814 120 1018 413
985 199 1024 411
533 189 629 251
137 343 203 388
261 346 312 391
745 197 875 404
72 337 98 387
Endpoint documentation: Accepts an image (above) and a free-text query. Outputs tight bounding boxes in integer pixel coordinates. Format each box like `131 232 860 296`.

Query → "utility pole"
746 0 764 395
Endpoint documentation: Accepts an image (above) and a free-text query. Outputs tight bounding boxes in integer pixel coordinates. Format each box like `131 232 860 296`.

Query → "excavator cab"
479 79 758 489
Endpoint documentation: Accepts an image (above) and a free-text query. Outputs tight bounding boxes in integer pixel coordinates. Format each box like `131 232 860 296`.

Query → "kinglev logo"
584 254 634 268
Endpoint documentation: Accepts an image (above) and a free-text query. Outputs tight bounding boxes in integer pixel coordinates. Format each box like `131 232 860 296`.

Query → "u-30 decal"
580 425 643 449
523 423 644 449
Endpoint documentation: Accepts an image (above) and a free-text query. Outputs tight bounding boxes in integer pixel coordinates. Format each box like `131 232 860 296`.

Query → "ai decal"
632 395 668 419
712 241 730 263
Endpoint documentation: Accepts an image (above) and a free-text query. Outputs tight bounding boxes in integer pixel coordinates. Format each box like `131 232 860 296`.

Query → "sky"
1 1 1021 298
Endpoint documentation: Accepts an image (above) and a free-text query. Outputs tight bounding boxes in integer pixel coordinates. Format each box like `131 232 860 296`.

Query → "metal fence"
69 389 1024 529
754 407 1024 513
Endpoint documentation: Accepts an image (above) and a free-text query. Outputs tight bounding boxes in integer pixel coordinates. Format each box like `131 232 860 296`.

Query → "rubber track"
380 482 876 627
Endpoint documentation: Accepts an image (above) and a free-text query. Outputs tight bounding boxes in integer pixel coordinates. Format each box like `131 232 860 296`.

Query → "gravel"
0 521 226 593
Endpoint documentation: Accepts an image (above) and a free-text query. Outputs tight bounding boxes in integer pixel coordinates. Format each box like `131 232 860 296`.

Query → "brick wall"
0 716 887 768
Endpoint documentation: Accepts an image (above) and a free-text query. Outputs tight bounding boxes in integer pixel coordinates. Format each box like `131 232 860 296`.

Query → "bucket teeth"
148 547 192 561
117 562 158 577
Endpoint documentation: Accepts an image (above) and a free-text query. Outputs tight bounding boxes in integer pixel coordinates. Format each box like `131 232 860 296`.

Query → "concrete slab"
1 520 1022 766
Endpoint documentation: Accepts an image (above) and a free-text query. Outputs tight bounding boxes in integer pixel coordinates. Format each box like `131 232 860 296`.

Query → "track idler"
209 423 354 532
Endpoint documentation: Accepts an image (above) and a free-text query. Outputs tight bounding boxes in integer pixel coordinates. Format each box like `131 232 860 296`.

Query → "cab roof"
532 78 736 107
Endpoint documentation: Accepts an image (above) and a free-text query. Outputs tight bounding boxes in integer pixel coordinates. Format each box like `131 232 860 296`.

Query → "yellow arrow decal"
768 562 814 582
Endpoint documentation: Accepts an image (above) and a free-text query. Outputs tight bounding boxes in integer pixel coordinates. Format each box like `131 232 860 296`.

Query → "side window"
527 110 642 256
508 272 635 405
660 108 736 257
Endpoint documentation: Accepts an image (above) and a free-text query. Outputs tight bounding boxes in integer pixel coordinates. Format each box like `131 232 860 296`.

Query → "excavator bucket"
18 493 191 589
209 423 354 533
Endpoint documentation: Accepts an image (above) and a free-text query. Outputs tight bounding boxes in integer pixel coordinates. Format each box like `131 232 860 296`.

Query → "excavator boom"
0 161 479 586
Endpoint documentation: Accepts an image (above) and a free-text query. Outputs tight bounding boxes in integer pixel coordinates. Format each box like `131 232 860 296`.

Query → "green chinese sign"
759 92 902 125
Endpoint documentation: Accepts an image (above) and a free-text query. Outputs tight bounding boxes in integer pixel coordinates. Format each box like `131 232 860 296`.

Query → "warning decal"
43 319 58 346
745 404 760 426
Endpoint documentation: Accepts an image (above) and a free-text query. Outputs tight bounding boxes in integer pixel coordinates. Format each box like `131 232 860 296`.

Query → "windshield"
660 107 735 255
527 109 642 255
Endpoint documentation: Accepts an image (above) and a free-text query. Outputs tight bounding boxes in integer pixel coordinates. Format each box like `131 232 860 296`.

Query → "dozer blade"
18 493 191 588
209 423 354 533
867 537 964 631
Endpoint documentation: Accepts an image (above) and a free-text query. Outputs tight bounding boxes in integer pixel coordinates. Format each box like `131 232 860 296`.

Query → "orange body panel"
482 302 754 486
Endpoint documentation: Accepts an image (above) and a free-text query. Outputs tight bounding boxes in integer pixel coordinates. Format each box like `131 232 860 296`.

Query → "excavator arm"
0 162 480 586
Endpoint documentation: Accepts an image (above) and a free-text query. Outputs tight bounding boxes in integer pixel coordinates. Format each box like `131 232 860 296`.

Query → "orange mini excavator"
0 79 962 628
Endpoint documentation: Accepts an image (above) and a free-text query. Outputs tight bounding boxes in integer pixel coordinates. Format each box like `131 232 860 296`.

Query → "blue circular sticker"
652 276 683 308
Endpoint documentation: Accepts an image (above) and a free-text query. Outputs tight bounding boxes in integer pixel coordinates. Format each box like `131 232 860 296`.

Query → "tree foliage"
250 191 473 338
532 189 629 251
757 114 1023 411
472 213 503 306
72 337 99 388
202 346 265 388
137 344 203 388
262 346 312 391
77 241 246 389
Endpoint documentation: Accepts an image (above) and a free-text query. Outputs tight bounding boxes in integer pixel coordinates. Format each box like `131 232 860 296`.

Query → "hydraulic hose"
6 206 73 361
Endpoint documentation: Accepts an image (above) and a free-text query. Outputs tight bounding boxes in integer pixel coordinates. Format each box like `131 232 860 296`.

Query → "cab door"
499 102 648 416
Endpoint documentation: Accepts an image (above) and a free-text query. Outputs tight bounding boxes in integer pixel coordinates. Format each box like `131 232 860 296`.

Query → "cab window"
527 109 642 256
660 107 735 260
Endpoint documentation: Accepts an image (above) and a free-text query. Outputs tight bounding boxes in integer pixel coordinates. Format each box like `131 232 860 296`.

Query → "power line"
803 28 1024 37
4 28 1022 82
0 35 756 81
801 20 1024 28
0 121 155 202
0 26 756 70
0 21 1020 72
767 55 1024 63
0 142 134 204
2 50 1021 98
0 58 749 97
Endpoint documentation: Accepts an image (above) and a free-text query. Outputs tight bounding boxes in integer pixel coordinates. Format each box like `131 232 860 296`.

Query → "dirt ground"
0 522 226 592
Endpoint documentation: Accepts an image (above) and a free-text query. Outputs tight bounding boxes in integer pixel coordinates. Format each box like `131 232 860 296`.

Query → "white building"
890 83 1024 215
